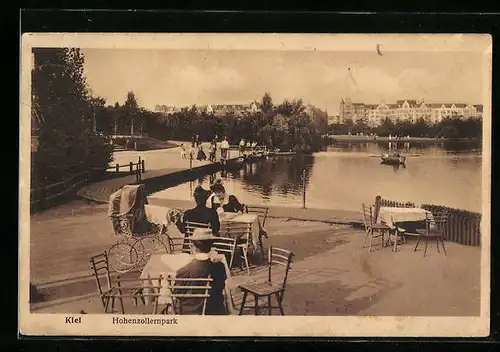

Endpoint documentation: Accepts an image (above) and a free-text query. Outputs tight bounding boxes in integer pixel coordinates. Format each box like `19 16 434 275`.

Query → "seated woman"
174 229 228 315
180 185 220 235
208 179 244 214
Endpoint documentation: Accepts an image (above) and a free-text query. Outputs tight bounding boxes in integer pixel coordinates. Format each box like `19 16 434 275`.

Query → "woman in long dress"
197 145 207 161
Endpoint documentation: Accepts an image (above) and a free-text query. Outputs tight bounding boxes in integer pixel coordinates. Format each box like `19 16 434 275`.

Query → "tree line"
328 116 482 139
95 92 329 152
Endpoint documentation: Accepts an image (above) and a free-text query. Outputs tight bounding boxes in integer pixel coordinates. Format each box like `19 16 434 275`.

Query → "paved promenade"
77 144 235 203
30 199 481 316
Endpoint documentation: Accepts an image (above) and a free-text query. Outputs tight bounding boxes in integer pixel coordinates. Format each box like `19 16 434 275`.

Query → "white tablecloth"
219 212 261 247
139 253 235 314
144 204 183 238
378 206 433 229
145 204 261 247
145 204 170 225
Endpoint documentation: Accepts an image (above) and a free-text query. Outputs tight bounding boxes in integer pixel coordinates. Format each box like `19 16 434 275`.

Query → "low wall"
139 158 243 197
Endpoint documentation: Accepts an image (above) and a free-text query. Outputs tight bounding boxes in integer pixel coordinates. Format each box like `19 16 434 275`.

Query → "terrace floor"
29 200 481 316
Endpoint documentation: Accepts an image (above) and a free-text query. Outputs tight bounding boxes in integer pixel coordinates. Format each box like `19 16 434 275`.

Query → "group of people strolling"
179 135 231 163
238 138 258 156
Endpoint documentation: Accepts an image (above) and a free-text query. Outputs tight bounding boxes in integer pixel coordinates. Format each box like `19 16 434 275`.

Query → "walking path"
77 144 238 203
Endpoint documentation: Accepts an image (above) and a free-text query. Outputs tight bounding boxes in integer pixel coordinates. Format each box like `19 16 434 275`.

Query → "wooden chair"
212 236 237 269
165 274 213 315
90 251 118 311
245 205 269 262
245 205 269 227
222 222 253 275
165 234 186 254
103 275 164 314
184 221 211 254
362 204 391 252
414 211 449 257
238 247 293 316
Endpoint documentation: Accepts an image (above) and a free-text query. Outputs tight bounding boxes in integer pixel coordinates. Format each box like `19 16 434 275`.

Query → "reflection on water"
150 141 483 213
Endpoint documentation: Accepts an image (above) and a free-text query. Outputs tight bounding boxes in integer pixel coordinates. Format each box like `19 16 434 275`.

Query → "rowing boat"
381 153 406 165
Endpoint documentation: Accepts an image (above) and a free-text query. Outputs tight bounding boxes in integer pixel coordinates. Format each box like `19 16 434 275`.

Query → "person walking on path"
246 140 251 156
210 136 218 162
197 144 207 161
179 143 187 160
208 143 216 162
220 136 230 162
239 138 246 156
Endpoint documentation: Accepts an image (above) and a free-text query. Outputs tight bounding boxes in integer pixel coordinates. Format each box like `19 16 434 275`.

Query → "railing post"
116 163 119 172
301 169 306 209
130 161 133 173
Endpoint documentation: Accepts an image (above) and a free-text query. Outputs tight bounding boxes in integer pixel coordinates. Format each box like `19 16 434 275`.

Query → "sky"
81 48 485 115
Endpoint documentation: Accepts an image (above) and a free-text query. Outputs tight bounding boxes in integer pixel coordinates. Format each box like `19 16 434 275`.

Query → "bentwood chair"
165 274 213 315
414 211 449 257
245 205 269 227
245 205 269 261
184 221 212 253
212 236 237 269
90 251 119 311
102 275 164 314
238 247 293 316
222 222 253 275
362 204 391 252
165 234 186 254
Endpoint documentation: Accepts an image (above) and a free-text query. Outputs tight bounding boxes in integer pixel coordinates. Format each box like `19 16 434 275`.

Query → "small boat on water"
381 152 406 165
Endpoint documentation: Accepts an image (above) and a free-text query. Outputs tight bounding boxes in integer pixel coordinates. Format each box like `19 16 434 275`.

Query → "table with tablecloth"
378 206 434 230
145 204 261 247
219 212 261 248
139 252 235 314
144 204 184 238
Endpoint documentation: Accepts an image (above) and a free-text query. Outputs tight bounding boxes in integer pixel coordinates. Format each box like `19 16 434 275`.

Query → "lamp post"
301 169 307 209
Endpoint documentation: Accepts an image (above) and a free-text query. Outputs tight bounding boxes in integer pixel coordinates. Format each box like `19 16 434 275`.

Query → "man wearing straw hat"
175 228 228 315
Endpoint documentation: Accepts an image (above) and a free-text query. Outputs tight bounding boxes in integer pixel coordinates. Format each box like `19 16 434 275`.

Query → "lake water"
141 141 483 213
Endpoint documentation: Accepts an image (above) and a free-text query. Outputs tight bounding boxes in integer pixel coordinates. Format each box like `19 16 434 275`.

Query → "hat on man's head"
190 228 216 241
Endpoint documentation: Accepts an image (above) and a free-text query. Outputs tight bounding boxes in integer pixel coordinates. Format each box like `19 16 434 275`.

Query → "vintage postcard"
19 33 491 337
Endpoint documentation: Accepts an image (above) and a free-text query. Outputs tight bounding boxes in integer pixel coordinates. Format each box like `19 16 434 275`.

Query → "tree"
271 114 291 150
32 48 112 184
89 96 106 133
260 92 275 126
376 117 395 136
124 91 139 136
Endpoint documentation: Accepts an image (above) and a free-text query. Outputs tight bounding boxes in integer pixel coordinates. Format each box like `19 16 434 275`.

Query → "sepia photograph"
19 33 491 336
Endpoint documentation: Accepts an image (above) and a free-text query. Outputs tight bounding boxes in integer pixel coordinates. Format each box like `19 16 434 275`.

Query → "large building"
339 98 483 126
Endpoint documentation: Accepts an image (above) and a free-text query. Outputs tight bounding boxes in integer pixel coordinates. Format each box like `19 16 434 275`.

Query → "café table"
378 206 435 247
145 204 262 248
378 206 434 229
219 211 261 248
139 252 236 314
